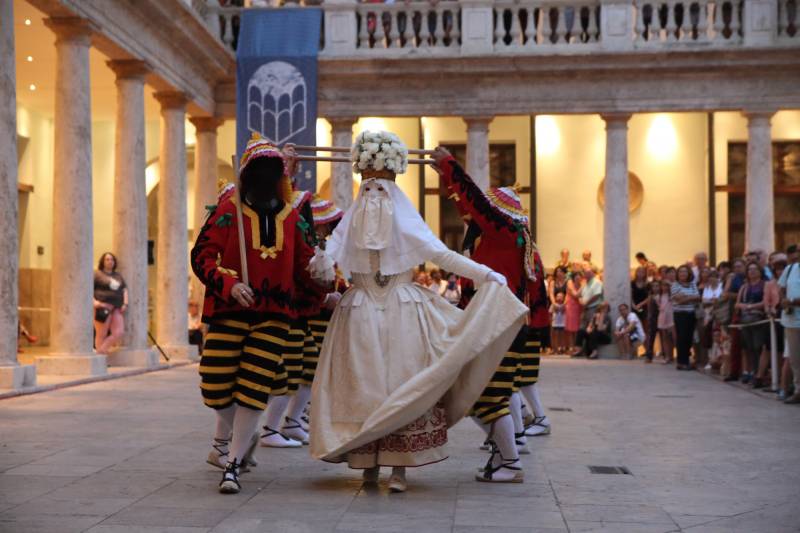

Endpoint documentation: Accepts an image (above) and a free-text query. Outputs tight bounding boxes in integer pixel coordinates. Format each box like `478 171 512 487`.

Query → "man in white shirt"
779 244 800 404
614 303 645 359
579 265 603 326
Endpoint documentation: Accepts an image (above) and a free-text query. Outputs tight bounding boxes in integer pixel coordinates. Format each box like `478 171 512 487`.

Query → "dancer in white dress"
310 131 528 492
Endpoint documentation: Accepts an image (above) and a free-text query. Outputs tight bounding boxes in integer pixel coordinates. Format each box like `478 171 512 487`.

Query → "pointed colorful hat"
486 185 529 227
239 132 286 173
310 195 344 226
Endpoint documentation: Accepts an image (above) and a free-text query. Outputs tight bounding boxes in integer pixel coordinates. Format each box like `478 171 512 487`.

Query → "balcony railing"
200 0 799 55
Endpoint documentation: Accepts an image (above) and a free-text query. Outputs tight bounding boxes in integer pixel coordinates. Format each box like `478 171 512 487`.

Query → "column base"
35 354 108 376
107 348 160 368
163 344 199 362
0 364 37 389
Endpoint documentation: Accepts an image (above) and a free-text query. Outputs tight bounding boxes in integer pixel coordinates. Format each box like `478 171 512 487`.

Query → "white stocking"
286 385 311 422
214 404 236 440
521 383 545 418
229 406 262 463
510 393 524 435
491 415 519 463
263 395 290 430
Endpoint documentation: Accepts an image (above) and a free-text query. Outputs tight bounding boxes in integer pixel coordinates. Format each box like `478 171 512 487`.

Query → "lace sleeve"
431 249 492 282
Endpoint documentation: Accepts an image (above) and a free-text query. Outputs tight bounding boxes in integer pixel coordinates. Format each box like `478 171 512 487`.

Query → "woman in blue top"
671 265 701 370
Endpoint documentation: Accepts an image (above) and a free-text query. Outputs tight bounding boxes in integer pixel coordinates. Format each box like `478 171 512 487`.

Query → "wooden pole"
231 155 249 285
295 154 433 164
293 144 435 156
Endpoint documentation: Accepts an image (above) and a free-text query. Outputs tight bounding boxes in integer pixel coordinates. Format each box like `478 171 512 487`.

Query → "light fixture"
536 115 561 157
26 56 33 62
24 19 31 26
29 84 36 91
646 114 678 160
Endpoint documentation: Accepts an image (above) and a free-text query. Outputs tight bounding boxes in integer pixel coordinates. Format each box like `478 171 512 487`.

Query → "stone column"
107 60 157 368
744 110 775 254
0 0 35 388
464 116 492 191
188 116 223 308
154 91 198 361
36 17 106 376
601 113 632 345
330 117 357 210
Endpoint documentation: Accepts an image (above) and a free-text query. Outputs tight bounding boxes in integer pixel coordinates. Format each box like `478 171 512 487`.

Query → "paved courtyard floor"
1 358 799 533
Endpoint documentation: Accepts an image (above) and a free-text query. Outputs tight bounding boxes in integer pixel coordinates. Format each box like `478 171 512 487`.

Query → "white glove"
309 246 336 283
485 271 507 286
324 292 342 310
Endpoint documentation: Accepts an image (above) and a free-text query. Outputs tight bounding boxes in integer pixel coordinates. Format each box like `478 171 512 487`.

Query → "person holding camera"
93 252 128 355
779 244 800 404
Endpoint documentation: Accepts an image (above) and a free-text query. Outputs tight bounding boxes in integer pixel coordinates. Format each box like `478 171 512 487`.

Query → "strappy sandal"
475 445 524 483
259 426 302 448
514 432 531 454
282 416 309 444
219 459 242 494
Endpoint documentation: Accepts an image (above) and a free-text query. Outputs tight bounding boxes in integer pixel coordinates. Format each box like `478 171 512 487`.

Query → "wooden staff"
295 154 434 164
293 144 435 156
231 155 249 285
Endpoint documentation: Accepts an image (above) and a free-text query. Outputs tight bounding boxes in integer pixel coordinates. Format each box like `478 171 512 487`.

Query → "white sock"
214 405 236 441
263 395 290 430
229 406 262 463
521 383 545 419
510 393 524 435
492 415 519 463
286 385 311 422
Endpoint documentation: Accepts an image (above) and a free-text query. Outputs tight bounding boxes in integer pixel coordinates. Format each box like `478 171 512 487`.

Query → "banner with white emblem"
236 8 321 191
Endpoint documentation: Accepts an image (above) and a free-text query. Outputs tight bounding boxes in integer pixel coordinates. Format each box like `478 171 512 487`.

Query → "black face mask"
240 156 284 208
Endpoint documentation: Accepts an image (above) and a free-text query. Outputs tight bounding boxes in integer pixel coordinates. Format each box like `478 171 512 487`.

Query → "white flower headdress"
351 130 409 175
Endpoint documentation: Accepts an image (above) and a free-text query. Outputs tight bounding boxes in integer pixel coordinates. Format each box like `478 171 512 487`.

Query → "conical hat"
487 186 528 226
310 195 344 226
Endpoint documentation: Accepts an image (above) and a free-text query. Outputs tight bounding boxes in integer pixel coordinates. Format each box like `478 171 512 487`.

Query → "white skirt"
310 273 527 466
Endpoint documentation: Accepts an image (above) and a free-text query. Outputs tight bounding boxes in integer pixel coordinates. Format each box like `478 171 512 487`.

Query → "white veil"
327 178 447 276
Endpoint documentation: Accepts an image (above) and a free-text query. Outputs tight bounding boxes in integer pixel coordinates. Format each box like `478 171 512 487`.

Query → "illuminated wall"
536 113 710 268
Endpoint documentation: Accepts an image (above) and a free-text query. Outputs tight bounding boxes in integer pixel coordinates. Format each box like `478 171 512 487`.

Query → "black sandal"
219 459 242 494
475 444 524 483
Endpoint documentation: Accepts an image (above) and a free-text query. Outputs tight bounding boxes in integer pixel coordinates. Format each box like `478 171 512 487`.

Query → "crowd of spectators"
415 244 800 405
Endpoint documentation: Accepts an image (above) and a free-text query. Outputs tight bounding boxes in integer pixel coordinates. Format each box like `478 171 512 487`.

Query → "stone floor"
1 358 799 533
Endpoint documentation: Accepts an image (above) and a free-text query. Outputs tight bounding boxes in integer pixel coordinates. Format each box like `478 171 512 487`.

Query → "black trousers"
584 330 611 355
674 311 696 366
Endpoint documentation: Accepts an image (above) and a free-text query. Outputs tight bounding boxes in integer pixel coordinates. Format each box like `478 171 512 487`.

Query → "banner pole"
232 155 250 286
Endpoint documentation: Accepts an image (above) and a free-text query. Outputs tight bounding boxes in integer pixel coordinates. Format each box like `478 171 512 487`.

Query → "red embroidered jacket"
191 193 324 321
439 156 549 328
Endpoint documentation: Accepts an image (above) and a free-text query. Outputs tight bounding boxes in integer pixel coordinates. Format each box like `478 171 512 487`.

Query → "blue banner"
236 8 321 192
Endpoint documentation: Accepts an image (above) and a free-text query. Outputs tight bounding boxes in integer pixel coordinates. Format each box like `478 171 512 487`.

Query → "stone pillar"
464 116 492 191
154 91 198 361
107 60 157 368
36 17 107 376
744 110 775 254
330 117 357 211
188 116 223 308
459 0 494 55
0 0 35 388
601 113 632 340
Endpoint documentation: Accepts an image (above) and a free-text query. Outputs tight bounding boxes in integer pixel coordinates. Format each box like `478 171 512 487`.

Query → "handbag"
94 306 110 322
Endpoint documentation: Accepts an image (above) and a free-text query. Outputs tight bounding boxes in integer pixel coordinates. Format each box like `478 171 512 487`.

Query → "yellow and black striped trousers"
514 327 542 388
199 316 304 411
471 326 528 424
304 310 332 385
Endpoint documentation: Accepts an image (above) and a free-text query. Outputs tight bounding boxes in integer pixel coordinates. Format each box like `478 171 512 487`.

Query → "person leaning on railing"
735 261 769 388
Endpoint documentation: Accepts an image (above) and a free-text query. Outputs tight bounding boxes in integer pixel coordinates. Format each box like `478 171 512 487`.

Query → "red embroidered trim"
351 406 448 455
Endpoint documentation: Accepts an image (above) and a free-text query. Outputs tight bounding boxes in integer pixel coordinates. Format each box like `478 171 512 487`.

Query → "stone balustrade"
200 0 797 54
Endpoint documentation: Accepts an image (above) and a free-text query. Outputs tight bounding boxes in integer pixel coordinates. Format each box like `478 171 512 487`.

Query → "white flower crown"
351 130 409 174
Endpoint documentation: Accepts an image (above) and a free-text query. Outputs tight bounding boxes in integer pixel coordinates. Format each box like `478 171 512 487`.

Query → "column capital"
107 59 150 80
327 116 359 129
600 113 632 127
44 17 94 45
463 116 494 130
742 109 776 122
189 116 224 133
154 90 189 110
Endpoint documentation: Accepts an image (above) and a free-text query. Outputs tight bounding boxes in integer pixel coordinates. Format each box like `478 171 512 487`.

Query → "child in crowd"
550 292 567 354
708 326 729 373
657 280 675 363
